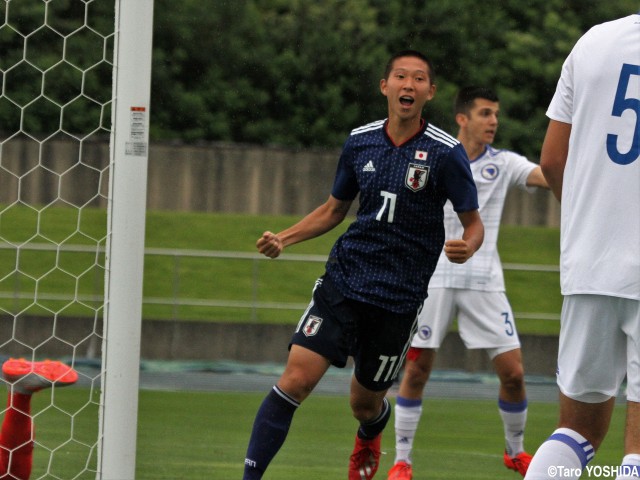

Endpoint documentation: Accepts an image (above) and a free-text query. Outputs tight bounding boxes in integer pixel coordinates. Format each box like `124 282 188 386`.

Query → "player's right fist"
256 231 283 258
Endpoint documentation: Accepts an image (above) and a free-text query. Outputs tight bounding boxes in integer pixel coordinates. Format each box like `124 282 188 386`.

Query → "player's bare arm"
256 195 352 258
525 166 550 189
444 210 484 264
540 119 572 202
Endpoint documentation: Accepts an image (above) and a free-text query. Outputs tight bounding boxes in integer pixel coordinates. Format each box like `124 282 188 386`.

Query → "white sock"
394 397 422 464
498 399 528 456
616 453 640 479
525 428 594 480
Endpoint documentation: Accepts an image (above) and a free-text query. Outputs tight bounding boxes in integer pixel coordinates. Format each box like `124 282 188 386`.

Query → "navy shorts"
291 276 418 391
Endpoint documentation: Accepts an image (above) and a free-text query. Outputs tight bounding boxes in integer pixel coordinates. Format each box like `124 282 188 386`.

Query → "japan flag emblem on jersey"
303 315 323 337
405 163 429 192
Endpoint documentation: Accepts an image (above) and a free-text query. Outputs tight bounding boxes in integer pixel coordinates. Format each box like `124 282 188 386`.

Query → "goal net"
0 1 153 478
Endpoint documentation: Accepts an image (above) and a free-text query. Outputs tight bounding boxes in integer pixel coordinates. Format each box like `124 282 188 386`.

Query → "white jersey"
546 14 640 300
429 146 537 291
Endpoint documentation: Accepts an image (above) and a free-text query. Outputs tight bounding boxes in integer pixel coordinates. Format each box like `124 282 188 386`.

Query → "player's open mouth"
400 96 414 106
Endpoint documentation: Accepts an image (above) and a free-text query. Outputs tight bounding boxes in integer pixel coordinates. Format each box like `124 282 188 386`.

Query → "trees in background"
150 0 635 157
1 0 636 158
0 1 115 142
151 0 389 147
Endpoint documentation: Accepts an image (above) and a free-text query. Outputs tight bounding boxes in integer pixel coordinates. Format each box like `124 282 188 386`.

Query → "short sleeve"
441 144 479 213
547 45 576 124
331 139 360 201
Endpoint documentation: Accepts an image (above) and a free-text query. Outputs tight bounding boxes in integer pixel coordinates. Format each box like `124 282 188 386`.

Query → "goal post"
99 1 154 478
0 0 153 478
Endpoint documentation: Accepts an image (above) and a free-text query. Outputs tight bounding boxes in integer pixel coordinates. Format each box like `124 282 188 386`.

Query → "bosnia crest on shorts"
418 325 432 340
303 315 323 337
405 163 429 192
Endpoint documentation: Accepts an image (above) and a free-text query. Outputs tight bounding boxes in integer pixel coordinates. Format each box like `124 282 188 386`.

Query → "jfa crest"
405 163 429 192
303 315 323 337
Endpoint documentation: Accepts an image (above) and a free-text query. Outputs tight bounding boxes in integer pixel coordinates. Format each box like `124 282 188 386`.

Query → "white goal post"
99 1 154 479
0 1 153 478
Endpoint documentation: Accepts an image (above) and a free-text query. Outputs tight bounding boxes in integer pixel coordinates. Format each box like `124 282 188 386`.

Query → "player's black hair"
384 49 435 84
455 86 499 115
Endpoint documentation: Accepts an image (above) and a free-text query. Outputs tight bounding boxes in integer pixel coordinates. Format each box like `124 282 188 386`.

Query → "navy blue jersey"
325 119 478 313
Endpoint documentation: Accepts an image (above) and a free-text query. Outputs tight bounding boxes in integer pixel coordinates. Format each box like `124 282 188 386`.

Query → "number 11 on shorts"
374 355 399 382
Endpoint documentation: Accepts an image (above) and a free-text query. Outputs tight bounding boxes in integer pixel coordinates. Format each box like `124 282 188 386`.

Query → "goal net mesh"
0 1 118 477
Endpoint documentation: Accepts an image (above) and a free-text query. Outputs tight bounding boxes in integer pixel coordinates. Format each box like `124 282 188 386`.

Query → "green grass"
499 224 562 336
136 391 625 479
25 387 100 479
142 212 563 335
148 212 562 336
29 388 626 479
0 207 562 335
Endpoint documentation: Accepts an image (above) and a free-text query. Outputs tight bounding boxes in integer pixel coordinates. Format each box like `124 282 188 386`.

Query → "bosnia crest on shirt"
406 163 429 192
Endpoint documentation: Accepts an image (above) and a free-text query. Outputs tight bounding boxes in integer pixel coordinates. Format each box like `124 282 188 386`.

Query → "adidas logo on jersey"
363 161 375 172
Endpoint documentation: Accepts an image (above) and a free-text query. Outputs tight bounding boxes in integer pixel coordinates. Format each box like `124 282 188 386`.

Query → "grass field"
144 212 562 336
28 388 626 479
0 207 562 336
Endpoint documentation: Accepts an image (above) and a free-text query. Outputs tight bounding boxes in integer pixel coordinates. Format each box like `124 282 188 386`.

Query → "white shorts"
557 294 640 403
411 288 521 359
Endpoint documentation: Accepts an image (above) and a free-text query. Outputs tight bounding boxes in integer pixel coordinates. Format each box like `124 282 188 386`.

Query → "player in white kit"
524 12 640 480
388 86 548 480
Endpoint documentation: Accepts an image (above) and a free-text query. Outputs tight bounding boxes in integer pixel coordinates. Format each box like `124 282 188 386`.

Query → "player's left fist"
443 239 473 264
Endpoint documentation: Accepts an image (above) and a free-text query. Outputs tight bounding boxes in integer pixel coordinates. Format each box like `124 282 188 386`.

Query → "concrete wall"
0 137 560 226
0 316 558 376
140 320 559 376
